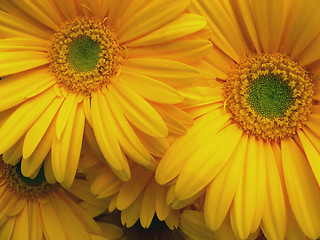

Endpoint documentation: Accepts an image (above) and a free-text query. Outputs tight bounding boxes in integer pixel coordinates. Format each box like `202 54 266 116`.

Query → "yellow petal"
133 127 169 158
106 90 156 169
120 71 183 104
11 0 61 30
0 216 14 240
0 37 49 51
175 124 242 200
0 50 49 76
106 0 133 28
155 185 170 221
285 0 320 59
156 108 230 185
128 39 212 64
51 99 78 183
23 97 63 159
60 103 85 188
53 0 78 20
22 121 55 178
204 135 247 231
109 82 168 137
90 90 130 181
0 68 54 112
118 0 190 43
0 89 55 154
53 194 91 240
190 0 247 62
10 205 28 240
151 103 192 136
261 143 286 240
55 93 77 140
126 13 207 47
3 139 23 166
40 199 67 240
230 136 259 239
122 58 200 87
140 178 157 228
121 194 143 228
297 130 320 187
282 138 320 239
44 154 57 184
0 10 50 38
116 166 153 210
29 201 43 240
180 210 216 240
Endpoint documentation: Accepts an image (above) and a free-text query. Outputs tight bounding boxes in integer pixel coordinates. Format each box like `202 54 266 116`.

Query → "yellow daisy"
96 211 185 240
0 0 209 188
0 158 107 240
78 141 180 230
156 0 320 239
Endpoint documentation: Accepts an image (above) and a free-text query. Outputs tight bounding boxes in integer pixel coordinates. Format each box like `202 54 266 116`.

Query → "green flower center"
68 37 101 72
247 74 293 119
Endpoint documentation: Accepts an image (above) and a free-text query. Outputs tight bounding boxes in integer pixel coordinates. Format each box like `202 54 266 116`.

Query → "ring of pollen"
224 53 314 141
1 161 55 200
49 17 125 95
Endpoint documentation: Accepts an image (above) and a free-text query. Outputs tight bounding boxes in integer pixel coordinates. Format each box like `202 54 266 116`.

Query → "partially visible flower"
0 0 207 188
156 0 320 239
0 158 106 240
78 141 180 230
96 211 185 240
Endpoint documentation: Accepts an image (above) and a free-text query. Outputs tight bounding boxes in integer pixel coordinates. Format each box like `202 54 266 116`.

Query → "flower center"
49 17 125 95
1 161 55 199
224 53 314 141
247 74 293 119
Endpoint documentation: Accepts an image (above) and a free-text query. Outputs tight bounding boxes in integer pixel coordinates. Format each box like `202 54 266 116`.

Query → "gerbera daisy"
0 158 107 240
78 140 180 230
156 0 320 239
0 0 208 188
96 210 185 240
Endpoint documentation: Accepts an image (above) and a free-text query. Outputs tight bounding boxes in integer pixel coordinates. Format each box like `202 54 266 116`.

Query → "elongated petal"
118 0 190 43
40 199 67 240
106 90 156 169
230 136 258 239
91 90 130 180
175 123 242 200
116 166 153 210
0 10 50 38
109 82 168 137
126 13 206 47
0 89 55 154
261 143 286 240
282 138 320 239
205 135 247 231
0 68 54 112
60 103 85 188
0 37 49 51
190 0 247 62
23 97 63 159
156 108 230 185
0 50 49 76
140 178 157 228
120 71 183 104
51 100 78 183
122 58 200 87
128 39 212 65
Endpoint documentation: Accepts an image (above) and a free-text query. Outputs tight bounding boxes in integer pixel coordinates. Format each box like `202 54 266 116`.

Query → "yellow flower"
96 211 185 240
0 158 106 240
0 0 208 188
78 141 180 230
156 0 320 239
